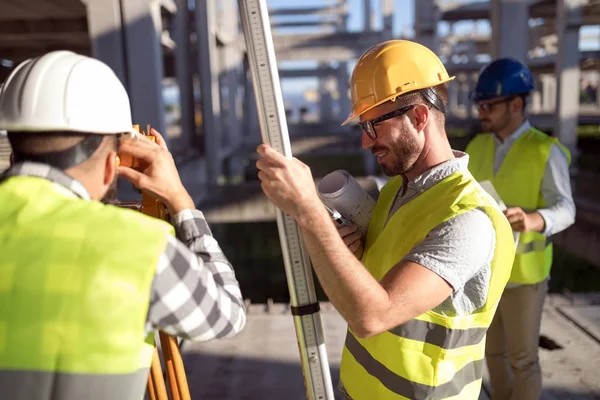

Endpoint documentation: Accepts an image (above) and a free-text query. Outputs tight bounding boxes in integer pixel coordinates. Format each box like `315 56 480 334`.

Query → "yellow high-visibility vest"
0 175 174 400
466 128 571 284
340 170 514 399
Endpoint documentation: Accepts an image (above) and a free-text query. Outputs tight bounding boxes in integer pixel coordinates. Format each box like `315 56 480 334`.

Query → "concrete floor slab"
181 299 600 400
558 304 600 343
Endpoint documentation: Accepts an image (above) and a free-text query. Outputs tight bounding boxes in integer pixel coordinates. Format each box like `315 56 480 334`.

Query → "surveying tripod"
117 124 191 400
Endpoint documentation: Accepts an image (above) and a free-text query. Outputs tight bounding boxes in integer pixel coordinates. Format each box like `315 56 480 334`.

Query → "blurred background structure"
1 1 600 399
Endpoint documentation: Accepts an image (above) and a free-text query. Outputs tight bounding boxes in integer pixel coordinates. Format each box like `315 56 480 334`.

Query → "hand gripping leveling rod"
238 1 335 399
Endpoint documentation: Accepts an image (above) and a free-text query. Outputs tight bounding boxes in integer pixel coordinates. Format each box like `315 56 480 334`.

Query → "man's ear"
413 104 430 131
104 151 117 185
511 97 524 114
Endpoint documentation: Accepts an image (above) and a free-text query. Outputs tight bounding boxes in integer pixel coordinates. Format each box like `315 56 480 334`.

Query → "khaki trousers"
485 280 548 400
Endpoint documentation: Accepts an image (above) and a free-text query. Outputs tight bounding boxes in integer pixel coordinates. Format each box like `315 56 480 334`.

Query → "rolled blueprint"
317 170 376 237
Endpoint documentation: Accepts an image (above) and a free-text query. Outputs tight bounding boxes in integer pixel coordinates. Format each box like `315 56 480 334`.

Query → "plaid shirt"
1 162 246 341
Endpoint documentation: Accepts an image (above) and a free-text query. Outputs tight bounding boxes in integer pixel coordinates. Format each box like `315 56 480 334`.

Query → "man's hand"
504 207 545 233
337 223 364 259
117 128 194 215
255 144 321 221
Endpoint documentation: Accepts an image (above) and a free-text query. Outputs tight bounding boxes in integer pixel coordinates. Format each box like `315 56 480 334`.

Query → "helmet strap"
12 134 106 170
419 87 445 115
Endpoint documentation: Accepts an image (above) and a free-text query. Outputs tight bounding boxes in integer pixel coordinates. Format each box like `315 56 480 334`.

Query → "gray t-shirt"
386 151 496 316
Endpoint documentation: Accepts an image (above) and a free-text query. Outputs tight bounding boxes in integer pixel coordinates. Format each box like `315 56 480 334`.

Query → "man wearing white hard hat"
0 51 246 400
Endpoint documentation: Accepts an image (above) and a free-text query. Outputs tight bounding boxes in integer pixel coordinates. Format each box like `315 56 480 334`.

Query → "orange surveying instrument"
117 124 191 400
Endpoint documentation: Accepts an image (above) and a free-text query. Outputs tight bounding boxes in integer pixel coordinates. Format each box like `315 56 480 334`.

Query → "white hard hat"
0 50 134 135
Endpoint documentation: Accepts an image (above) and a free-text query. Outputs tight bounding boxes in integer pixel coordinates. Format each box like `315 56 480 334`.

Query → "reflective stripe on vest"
0 369 149 400
340 171 515 400
517 236 552 254
388 318 488 350
465 128 571 284
0 176 174 400
345 334 484 399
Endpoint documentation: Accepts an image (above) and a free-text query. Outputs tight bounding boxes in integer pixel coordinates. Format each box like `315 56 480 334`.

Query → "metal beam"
441 0 600 24
272 21 338 29
442 51 600 74
219 31 383 62
167 31 383 73
272 31 382 50
0 0 86 21
0 45 91 62
0 17 87 34
271 31 384 61
279 67 338 78
269 5 347 16
439 1 490 21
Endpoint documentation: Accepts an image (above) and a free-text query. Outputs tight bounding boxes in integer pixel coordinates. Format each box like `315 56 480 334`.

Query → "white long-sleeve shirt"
493 120 576 236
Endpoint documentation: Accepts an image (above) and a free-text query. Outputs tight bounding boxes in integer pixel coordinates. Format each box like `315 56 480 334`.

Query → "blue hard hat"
472 58 535 102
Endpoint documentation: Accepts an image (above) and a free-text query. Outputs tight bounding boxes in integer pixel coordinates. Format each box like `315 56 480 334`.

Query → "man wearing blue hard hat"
465 58 576 399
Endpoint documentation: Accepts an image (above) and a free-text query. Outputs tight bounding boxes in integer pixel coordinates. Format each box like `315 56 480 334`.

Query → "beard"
480 110 511 133
100 176 119 205
373 133 422 177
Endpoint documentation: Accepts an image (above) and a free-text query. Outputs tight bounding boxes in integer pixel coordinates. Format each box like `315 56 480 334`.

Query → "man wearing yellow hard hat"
256 39 515 399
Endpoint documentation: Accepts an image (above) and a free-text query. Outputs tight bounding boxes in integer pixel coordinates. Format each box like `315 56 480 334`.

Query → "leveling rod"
238 1 335 399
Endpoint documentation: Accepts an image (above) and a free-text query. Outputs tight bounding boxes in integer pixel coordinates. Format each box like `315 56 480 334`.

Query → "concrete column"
217 0 241 155
531 87 542 114
86 0 133 201
196 0 222 183
336 9 351 123
554 0 583 161
457 74 469 116
530 74 543 114
491 0 529 61
319 64 334 122
85 0 127 83
382 0 393 38
174 0 196 148
363 0 372 31
414 0 438 52
337 64 351 121
120 0 167 134
468 73 478 118
221 45 245 183
541 74 556 112
447 81 459 115
86 0 166 200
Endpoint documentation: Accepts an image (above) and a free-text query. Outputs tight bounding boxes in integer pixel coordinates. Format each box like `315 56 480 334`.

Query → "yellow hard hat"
342 40 455 126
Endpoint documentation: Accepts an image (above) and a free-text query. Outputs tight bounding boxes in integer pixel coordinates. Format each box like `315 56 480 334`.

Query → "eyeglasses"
358 105 415 140
475 96 516 113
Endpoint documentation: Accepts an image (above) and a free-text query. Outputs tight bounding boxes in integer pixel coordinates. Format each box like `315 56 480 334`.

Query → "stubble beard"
380 135 422 177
